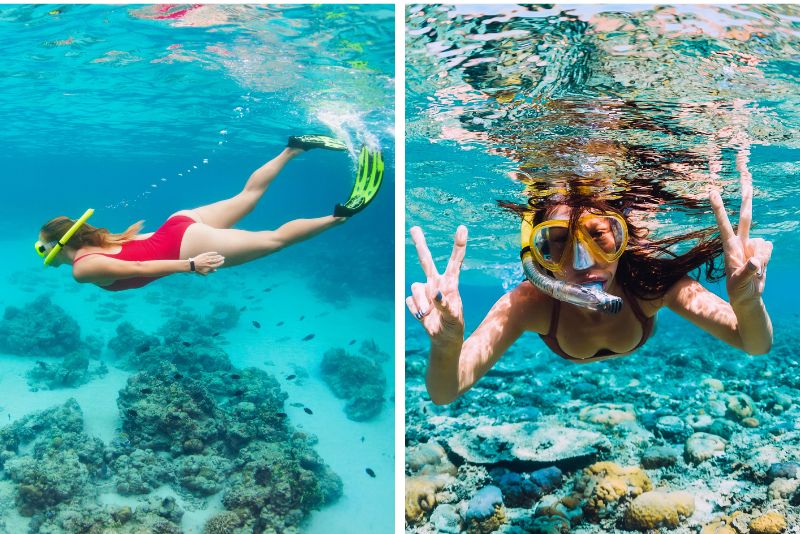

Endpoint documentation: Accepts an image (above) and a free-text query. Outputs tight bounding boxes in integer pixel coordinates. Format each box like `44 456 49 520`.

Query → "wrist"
731 295 763 313
188 258 196 273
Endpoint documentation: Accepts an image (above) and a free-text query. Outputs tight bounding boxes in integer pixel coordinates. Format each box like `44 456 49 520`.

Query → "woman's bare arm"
664 275 771 354
73 256 192 283
427 282 549 404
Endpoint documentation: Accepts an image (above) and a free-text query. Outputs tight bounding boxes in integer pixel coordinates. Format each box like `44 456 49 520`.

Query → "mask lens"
533 224 568 265
582 216 625 257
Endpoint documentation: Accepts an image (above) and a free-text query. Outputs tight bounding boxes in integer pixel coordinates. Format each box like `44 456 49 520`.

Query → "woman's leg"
176 147 303 229
180 215 346 267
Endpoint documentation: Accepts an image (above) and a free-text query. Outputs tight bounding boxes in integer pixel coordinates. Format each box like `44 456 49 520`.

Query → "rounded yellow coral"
623 491 695 530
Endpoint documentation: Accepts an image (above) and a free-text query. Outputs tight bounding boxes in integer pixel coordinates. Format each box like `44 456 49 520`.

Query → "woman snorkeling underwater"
407 146 773 406
35 135 384 291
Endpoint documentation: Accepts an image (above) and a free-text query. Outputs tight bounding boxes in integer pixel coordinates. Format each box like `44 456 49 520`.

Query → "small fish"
302 334 315 341
263 288 272 292
141 388 153 394
299 315 305 321
233 389 245 397
304 407 313 415
246 295 255 300
366 468 376 478
290 402 304 408
182 341 192 347
239 306 247 311
360 436 365 443
276 412 287 418
36 360 48 368
230 374 241 380
276 321 284 326
127 409 138 417
252 320 261 329
212 332 220 337
286 374 296 380
349 339 356 345
174 373 184 380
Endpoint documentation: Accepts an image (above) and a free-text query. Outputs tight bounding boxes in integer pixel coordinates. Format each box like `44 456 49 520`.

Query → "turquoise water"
0 5 394 533
406 4 800 532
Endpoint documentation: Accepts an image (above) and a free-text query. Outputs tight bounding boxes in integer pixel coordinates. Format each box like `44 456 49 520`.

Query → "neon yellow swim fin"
334 146 384 217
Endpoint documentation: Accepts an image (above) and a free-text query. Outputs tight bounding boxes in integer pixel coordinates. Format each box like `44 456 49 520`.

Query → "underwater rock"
207 302 240 331
686 413 715 432
574 461 653 521
118 363 225 456
685 432 727 464
520 494 582 533
29 496 184 534
430 503 461 533
701 514 740 534
108 321 161 360
707 418 737 440
110 448 173 495
622 490 695 530
176 454 232 496
359 338 391 362
447 423 609 467
0 400 105 518
749 510 787 534
578 403 636 426
766 462 800 481
767 477 800 501
320 347 386 421
220 440 342 532
0 296 85 358
726 392 756 420
203 510 243 534
406 475 451 524
656 415 692 442
406 441 457 477
26 353 108 390
640 445 679 469
465 485 505 534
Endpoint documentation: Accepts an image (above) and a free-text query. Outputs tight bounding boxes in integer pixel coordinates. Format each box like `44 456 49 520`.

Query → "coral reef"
406 312 800 533
0 296 85 358
27 353 108 389
464 485 505 534
320 347 386 421
622 490 695 530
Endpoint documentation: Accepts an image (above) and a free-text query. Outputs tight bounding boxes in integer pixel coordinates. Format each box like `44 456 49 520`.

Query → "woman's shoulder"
506 281 554 333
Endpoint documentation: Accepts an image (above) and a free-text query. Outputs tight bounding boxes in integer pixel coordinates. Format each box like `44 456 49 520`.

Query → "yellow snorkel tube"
35 208 95 266
520 214 623 314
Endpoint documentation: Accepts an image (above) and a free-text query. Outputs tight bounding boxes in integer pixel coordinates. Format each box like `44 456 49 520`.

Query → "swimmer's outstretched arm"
407 226 548 405
72 252 224 283
665 150 772 354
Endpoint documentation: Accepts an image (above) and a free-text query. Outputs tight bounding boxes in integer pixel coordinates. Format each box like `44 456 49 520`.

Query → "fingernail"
414 312 422 320
419 307 428 316
435 291 443 302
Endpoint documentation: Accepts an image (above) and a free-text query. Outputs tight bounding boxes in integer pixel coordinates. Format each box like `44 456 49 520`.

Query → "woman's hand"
191 252 225 275
406 226 467 346
710 150 773 307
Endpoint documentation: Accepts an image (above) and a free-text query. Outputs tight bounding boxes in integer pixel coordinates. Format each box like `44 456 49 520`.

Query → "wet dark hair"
500 184 726 301
40 217 143 250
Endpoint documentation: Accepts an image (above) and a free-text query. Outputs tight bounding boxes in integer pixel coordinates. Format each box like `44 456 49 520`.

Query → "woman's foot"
287 134 347 151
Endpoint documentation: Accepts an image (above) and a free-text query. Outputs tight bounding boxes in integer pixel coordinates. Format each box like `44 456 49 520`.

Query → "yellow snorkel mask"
35 208 95 266
520 211 627 314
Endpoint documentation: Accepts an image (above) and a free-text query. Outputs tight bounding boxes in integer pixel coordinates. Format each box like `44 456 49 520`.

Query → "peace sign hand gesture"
406 226 467 346
710 150 773 307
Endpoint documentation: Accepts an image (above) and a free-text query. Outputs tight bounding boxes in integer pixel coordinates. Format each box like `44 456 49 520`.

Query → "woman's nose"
573 241 595 270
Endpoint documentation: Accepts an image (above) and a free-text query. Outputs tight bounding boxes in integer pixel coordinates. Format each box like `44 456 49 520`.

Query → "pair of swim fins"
288 134 385 217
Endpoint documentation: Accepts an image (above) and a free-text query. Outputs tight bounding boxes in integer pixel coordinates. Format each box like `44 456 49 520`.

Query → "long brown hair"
500 189 726 301
40 217 144 250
